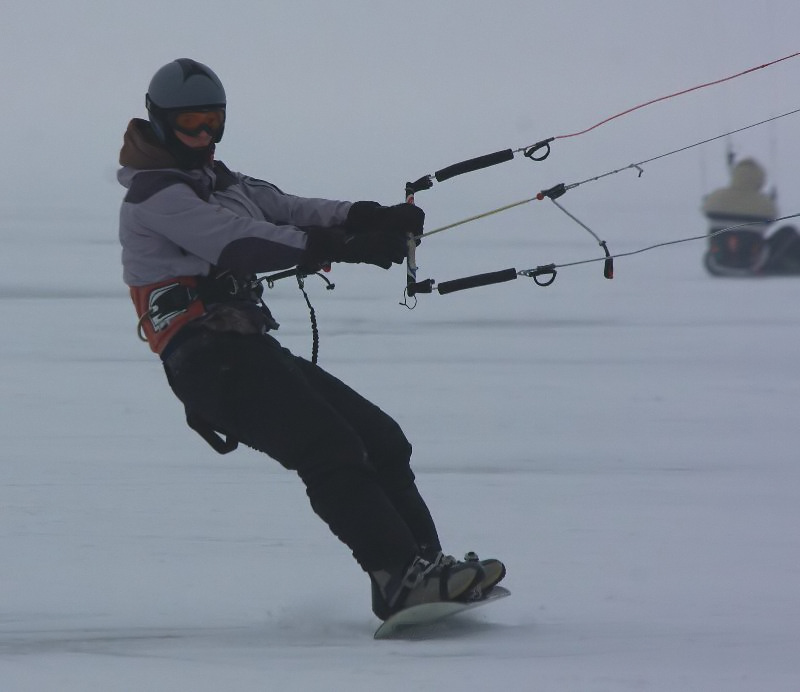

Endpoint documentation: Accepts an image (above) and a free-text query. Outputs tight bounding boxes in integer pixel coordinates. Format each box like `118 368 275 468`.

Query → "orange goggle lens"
171 109 225 135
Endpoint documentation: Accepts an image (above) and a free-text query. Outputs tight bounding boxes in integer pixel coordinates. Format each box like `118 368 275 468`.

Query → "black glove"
302 225 407 271
345 201 425 239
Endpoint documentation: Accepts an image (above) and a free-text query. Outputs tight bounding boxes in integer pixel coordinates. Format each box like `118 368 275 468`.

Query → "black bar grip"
407 278 435 296
437 268 518 295
434 149 515 183
406 175 434 196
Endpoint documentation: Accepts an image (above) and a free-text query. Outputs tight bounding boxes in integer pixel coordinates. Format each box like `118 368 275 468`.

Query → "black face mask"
167 137 215 169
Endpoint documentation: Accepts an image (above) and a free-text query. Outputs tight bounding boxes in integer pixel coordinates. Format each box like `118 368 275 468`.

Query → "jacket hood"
119 118 178 170
119 118 216 171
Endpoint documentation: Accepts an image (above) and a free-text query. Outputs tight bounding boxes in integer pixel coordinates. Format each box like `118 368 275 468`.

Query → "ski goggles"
169 108 226 136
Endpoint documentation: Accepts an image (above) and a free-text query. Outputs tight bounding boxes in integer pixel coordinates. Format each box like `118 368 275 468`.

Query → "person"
702 156 800 276
117 58 505 621
702 157 775 275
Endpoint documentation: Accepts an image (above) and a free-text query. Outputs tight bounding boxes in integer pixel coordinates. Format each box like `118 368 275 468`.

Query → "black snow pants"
162 328 441 572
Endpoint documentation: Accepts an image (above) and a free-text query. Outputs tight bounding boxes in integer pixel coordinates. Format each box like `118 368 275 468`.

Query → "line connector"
518 264 557 286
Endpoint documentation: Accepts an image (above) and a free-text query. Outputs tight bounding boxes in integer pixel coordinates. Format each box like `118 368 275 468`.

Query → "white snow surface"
2 1 800 689
2 209 799 691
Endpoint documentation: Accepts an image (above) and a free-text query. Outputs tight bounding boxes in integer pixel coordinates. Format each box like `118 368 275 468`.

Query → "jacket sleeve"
235 172 353 229
128 179 312 275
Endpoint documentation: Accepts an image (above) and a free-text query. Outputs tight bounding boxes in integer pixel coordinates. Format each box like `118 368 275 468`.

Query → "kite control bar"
403 140 554 300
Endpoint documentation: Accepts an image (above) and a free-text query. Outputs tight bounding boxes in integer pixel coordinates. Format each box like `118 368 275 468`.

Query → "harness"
135 271 278 456
135 271 276 345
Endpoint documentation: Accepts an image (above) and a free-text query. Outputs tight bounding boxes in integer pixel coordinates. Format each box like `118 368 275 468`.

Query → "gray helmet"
146 58 227 143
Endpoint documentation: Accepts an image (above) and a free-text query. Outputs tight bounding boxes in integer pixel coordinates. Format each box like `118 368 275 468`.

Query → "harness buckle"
147 282 200 332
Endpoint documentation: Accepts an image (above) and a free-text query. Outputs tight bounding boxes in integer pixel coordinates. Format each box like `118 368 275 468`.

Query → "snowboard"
373 586 510 639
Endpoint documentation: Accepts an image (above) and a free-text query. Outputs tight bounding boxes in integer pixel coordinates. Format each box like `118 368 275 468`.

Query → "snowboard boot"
370 556 485 621
430 551 506 599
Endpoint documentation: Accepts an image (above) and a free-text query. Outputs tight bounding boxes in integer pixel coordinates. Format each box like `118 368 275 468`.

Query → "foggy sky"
3 0 798 248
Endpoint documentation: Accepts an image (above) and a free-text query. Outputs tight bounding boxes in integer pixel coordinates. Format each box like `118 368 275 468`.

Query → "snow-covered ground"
2 202 800 691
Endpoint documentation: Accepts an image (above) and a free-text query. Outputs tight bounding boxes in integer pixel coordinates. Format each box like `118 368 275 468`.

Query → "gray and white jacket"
118 118 351 287
117 118 351 354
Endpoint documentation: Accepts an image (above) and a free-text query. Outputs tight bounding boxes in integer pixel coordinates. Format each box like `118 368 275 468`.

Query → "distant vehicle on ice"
702 156 800 276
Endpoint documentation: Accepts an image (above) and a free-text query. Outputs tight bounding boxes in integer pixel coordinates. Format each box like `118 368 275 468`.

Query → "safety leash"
296 273 321 364
261 268 335 364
